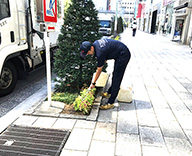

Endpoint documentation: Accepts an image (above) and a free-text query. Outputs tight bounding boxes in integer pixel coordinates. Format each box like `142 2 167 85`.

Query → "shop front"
161 1 174 36
171 2 192 44
150 2 161 34
173 18 184 40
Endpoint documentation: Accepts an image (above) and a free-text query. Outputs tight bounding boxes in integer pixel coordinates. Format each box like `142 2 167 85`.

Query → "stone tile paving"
64 128 94 151
11 29 192 156
116 133 141 156
118 29 192 155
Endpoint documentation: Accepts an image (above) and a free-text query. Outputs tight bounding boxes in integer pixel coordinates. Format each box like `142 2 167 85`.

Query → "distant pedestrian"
164 22 168 34
132 21 137 37
80 39 131 110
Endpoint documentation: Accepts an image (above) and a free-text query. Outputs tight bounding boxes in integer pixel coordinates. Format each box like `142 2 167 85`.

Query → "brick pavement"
11 29 192 156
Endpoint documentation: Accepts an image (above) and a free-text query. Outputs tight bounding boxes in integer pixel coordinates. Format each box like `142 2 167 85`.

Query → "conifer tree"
54 0 102 92
117 16 123 33
111 16 115 35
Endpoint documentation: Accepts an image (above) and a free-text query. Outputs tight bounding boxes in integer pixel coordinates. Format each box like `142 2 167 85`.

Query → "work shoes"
100 104 114 110
100 92 111 98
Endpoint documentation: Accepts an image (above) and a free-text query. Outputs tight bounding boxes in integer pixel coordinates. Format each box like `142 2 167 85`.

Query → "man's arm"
90 66 103 89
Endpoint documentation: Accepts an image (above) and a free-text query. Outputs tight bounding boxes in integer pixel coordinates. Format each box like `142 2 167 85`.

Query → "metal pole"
114 0 118 32
61 0 64 22
45 31 52 106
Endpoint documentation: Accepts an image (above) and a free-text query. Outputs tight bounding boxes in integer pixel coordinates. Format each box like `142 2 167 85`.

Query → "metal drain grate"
0 125 70 156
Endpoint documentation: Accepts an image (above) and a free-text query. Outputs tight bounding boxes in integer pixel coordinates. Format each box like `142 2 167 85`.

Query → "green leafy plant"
73 88 96 114
51 92 78 104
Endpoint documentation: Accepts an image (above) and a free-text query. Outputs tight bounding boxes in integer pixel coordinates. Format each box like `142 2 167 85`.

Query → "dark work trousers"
133 29 136 36
107 48 131 104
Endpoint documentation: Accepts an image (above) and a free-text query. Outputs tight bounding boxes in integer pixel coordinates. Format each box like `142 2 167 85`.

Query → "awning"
174 2 188 10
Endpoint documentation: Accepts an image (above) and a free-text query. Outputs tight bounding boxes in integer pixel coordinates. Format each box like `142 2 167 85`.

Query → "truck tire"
0 62 18 96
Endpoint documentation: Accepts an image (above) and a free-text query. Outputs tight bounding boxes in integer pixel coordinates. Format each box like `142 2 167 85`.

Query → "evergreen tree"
117 16 123 34
54 0 102 92
111 16 115 35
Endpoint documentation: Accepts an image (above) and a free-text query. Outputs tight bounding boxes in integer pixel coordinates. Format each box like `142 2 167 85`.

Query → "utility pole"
61 0 64 21
114 0 118 33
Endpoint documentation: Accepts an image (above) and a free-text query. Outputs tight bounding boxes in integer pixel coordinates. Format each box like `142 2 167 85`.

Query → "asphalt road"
0 66 47 118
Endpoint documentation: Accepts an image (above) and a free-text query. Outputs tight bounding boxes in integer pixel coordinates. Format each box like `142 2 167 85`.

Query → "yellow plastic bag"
117 87 132 103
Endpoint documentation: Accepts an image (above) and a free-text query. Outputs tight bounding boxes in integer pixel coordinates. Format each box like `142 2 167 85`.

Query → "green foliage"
111 16 115 34
51 92 78 104
64 0 71 14
54 0 103 92
73 88 96 114
117 16 124 34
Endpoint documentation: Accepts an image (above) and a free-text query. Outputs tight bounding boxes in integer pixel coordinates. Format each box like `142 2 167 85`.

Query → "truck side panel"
0 0 60 96
0 0 28 73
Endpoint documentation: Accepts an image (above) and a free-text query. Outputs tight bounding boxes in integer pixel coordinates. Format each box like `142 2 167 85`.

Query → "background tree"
111 16 115 35
54 0 103 92
117 16 124 34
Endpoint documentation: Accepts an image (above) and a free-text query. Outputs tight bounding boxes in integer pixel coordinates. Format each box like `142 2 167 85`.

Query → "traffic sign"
43 0 57 23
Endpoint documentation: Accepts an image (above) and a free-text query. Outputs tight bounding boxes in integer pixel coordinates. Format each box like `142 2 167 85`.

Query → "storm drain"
0 125 70 156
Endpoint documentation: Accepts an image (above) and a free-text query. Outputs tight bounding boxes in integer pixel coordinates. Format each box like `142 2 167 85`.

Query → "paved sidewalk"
5 29 192 156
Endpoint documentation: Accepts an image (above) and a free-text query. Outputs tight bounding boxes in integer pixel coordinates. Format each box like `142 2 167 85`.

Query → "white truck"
98 12 114 36
0 0 60 96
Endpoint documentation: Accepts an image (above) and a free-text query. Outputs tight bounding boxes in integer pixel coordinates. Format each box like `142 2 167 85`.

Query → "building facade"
118 0 136 22
93 0 136 23
134 0 192 45
93 0 191 45
92 0 108 11
171 0 192 44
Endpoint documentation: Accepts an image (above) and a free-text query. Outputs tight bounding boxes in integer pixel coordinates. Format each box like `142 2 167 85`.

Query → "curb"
0 73 110 134
0 85 47 133
24 88 104 121
23 74 110 121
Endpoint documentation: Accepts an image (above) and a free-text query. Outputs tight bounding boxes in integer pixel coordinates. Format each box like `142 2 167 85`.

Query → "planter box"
24 73 109 121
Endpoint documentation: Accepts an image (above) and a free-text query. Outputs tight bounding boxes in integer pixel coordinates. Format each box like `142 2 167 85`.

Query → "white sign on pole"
43 0 57 106
43 0 57 23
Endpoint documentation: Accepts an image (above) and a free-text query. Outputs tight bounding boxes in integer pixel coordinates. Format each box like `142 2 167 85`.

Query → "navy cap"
80 41 92 58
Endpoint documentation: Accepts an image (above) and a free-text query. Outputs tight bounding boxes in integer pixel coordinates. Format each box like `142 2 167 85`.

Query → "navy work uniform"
93 39 131 104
